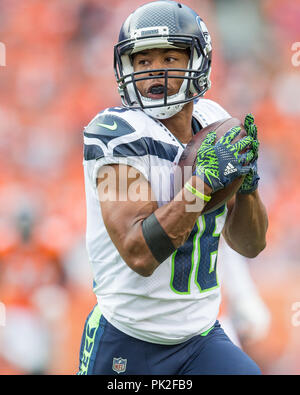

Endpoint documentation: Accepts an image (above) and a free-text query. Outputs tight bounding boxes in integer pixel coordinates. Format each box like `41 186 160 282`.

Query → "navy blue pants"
77 305 261 375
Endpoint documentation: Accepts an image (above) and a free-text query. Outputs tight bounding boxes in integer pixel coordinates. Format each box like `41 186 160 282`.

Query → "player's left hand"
238 114 260 194
194 127 256 193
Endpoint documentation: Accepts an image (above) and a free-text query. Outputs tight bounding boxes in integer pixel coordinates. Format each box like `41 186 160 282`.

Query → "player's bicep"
97 164 158 271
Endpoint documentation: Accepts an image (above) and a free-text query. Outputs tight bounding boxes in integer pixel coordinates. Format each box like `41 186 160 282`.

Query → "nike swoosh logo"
97 121 118 131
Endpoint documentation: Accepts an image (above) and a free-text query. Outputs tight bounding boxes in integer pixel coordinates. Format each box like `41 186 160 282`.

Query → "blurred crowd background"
0 0 299 375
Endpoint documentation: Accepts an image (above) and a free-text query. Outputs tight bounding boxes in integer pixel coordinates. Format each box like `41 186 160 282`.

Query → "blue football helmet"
114 0 212 119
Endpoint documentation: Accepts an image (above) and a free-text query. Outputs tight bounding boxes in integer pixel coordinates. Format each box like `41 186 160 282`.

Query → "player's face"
132 48 189 100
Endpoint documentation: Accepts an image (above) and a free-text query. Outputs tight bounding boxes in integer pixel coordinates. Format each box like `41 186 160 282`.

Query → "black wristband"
142 213 176 263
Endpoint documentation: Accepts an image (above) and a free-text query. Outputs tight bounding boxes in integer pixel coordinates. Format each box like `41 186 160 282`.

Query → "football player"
78 0 268 375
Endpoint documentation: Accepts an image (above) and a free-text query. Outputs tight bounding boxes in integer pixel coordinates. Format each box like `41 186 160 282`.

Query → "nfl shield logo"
112 357 127 374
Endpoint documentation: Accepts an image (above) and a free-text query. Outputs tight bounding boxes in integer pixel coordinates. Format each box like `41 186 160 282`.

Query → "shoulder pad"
84 113 136 146
194 98 230 119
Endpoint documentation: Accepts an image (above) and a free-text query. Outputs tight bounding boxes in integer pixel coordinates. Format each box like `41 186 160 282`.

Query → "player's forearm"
223 190 268 258
155 175 212 248
125 176 212 276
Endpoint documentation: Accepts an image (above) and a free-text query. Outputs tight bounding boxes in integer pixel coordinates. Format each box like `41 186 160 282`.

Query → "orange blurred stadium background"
0 0 299 375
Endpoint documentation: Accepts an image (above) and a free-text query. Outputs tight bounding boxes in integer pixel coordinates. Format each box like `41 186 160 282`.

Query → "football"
175 117 247 214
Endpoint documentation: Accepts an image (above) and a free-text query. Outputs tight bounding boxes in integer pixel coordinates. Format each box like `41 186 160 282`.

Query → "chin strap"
143 102 185 119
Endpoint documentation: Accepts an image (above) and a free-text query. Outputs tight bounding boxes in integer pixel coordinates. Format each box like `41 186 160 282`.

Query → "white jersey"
83 98 230 344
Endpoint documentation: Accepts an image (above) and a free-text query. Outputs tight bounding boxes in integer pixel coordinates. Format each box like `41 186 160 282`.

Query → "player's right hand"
193 127 256 193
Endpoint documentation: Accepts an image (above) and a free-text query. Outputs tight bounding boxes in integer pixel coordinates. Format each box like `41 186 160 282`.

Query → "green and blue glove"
238 114 260 194
193 126 256 193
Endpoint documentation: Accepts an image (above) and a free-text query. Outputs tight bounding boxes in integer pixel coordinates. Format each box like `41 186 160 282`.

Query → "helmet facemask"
114 33 212 119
